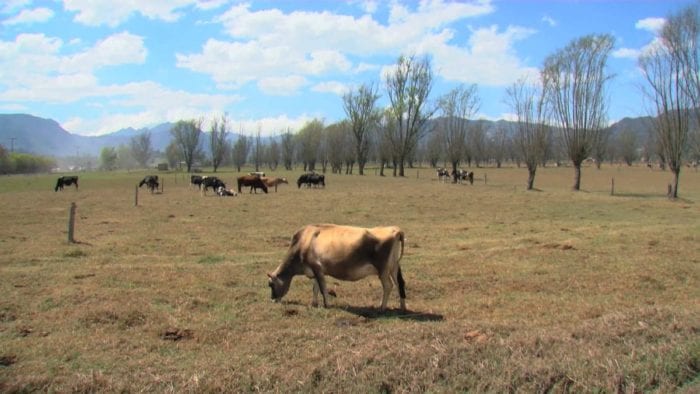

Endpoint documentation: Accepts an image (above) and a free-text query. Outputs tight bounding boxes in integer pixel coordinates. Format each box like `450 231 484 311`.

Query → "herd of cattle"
436 168 474 185
55 169 472 194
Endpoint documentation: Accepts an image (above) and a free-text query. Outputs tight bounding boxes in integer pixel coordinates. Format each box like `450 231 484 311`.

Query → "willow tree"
129 131 153 168
437 84 480 181
209 115 229 173
640 34 692 198
343 83 380 175
384 54 436 176
170 119 203 173
542 34 614 190
639 4 699 198
505 77 550 190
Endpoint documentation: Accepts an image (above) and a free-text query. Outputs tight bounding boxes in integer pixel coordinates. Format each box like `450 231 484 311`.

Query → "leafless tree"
467 120 488 167
542 34 614 190
170 119 203 173
209 115 229 172
343 83 380 175
266 138 280 171
384 54 436 176
506 78 549 190
280 128 295 170
252 127 263 172
231 135 249 172
437 84 480 179
640 41 691 198
297 119 324 171
616 128 639 166
129 131 153 168
325 121 347 174
639 4 698 197
376 111 398 176
663 4 700 126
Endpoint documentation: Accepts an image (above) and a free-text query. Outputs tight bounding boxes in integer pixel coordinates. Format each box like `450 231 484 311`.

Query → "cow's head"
267 273 290 302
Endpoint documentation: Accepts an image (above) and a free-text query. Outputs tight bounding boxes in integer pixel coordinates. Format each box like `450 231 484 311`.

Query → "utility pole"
9 137 15 152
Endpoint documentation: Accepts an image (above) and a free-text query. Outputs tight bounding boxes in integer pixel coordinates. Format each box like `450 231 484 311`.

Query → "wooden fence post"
67 202 76 243
610 177 615 195
161 178 164 193
484 173 487 184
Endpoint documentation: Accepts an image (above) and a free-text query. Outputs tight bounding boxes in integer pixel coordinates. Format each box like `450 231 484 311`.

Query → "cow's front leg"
310 265 329 307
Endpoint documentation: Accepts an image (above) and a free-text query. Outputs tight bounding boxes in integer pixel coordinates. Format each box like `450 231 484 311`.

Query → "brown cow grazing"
261 176 288 192
237 175 268 194
267 224 406 311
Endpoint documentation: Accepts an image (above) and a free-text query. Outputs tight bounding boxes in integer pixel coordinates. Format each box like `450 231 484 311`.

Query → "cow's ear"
267 272 273 279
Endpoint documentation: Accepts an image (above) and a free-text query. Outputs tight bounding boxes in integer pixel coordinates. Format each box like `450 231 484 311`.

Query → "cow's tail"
54 178 61 192
394 230 406 300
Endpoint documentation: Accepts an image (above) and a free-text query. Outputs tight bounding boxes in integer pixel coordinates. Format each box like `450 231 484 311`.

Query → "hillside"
0 113 656 158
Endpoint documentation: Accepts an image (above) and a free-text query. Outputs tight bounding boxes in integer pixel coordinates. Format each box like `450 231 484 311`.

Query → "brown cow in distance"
261 176 288 192
267 224 406 311
237 175 268 194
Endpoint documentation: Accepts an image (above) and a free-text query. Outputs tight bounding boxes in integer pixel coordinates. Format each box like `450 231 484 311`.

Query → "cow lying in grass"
267 224 406 311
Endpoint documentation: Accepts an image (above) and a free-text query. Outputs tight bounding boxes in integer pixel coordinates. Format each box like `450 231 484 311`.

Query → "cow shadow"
335 305 445 322
278 300 445 322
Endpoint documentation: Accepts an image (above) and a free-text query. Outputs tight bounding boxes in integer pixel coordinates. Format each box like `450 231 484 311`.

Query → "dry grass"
0 165 698 392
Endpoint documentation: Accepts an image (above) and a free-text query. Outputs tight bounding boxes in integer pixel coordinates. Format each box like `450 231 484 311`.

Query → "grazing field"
1 165 698 392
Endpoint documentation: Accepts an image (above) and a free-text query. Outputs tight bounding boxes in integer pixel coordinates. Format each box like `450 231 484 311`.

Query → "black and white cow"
201 176 226 195
190 175 204 189
452 169 474 185
436 168 450 183
55 176 79 192
138 175 159 193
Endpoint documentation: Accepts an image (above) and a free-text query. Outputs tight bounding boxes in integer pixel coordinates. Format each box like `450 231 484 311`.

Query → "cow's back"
301 224 400 281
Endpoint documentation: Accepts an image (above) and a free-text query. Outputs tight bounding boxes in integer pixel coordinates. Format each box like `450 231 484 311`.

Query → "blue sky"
0 0 692 136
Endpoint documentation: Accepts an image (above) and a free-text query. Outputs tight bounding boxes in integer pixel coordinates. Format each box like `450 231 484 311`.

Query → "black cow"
138 175 159 193
55 176 79 192
201 176 226 195
297 173 325 188
190 175 204 189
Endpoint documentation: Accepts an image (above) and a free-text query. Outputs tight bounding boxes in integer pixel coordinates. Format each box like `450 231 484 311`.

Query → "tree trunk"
573 162 582 191
527 167 536 190
451 161 459 183
669 167 680 199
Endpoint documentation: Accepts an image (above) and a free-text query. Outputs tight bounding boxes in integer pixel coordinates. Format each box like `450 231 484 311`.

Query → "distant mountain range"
0 113 655 158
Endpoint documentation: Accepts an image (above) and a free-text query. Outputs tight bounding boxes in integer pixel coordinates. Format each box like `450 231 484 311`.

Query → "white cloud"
420 25 539 86
3 7 54 25
361 1 378 14
180 0 511 94
541 15 557 27
258 75 307 95
612 47 640 60
63 0 198 27
0 32 146 87
1 0 30 14
235 114 316 137
311 81 349 96
635 17 666 33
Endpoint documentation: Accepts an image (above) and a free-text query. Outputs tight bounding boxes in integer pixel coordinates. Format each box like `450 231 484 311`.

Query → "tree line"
96 3 699 198
0 145 55 174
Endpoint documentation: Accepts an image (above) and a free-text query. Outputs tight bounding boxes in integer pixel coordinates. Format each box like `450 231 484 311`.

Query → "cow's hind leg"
379 274 393 311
